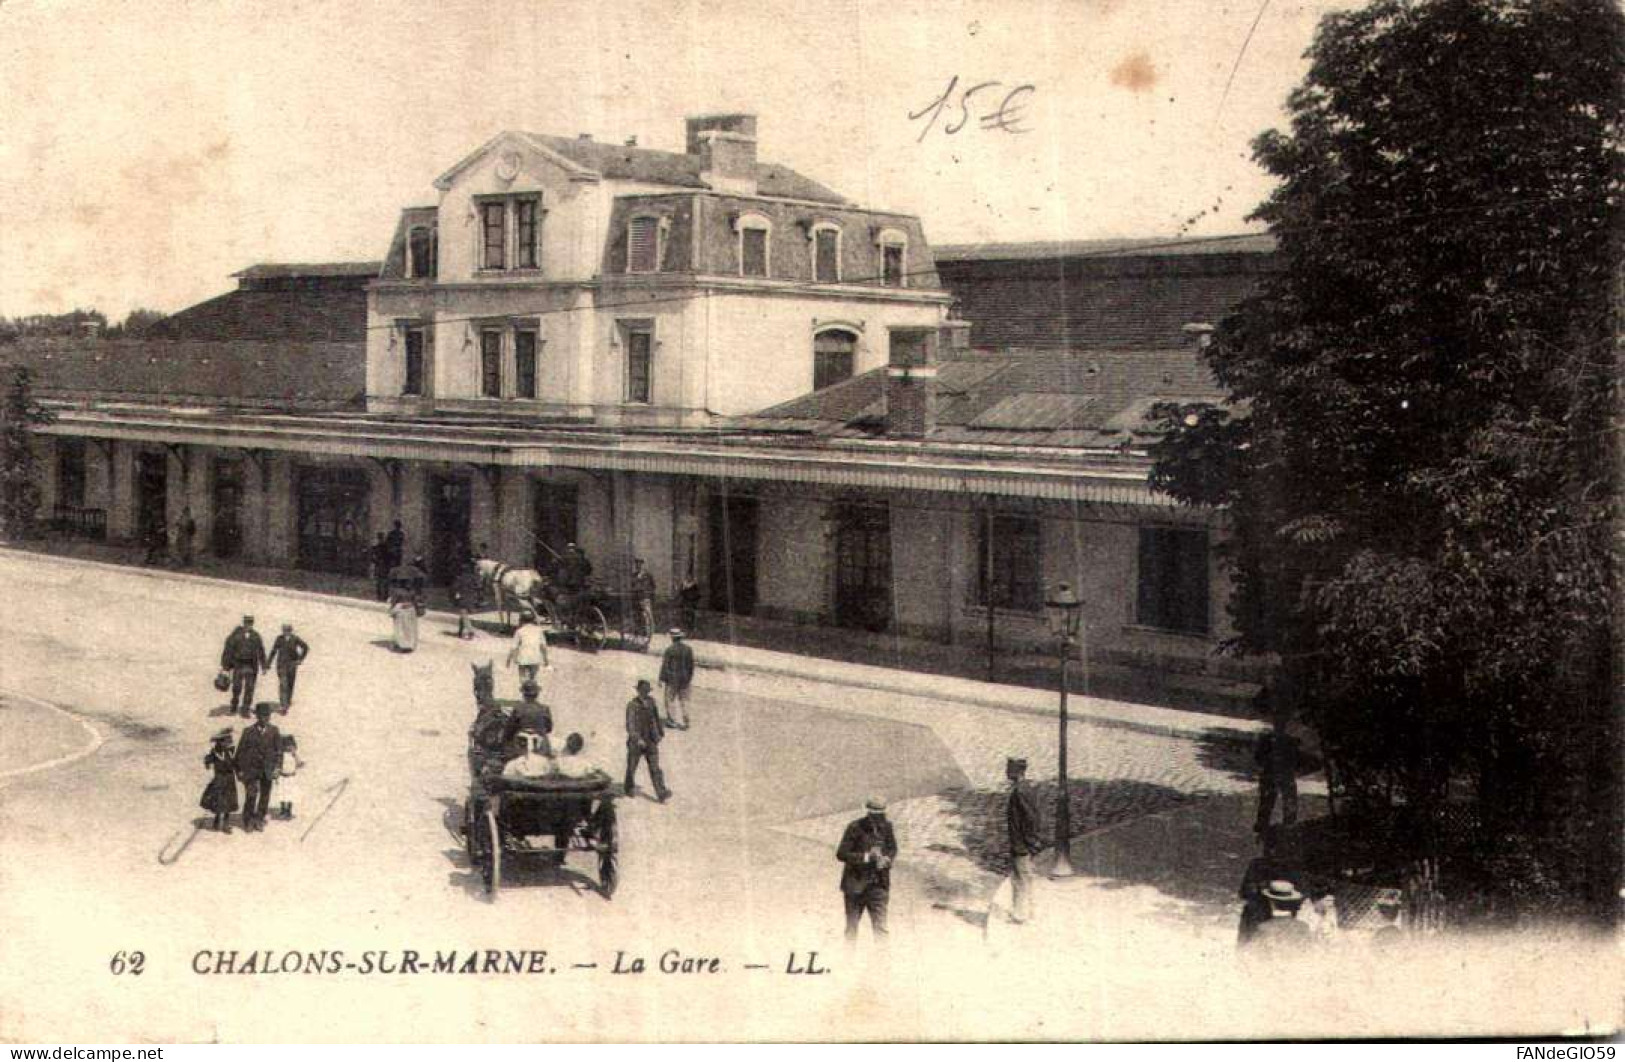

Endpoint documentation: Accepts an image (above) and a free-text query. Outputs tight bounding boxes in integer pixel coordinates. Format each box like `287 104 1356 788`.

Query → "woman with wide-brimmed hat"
199 728 239 833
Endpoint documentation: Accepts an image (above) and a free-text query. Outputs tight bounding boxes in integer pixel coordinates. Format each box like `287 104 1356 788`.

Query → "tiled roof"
0 339 365 409
525 134 849 205
232 262 382 279
735 347 1226 450
934 234 1278 261
142 286 367 343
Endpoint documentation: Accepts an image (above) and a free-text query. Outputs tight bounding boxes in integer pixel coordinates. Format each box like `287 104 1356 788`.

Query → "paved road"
0 551 1265 1041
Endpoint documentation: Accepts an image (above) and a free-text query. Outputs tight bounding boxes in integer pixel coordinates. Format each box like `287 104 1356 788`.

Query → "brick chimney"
686 114 757 194
885 326 939 439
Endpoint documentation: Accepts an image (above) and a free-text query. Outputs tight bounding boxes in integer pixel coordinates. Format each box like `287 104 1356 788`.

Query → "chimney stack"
885 326 939 439
685 113 758 194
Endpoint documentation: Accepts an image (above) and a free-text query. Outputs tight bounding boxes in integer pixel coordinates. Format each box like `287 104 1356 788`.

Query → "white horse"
474 558 549 628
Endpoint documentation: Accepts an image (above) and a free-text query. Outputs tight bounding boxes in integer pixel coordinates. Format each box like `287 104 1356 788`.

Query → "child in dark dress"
200 728 239 833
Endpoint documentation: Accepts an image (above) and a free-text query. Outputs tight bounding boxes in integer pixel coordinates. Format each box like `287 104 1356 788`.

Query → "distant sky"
0 0 1354 319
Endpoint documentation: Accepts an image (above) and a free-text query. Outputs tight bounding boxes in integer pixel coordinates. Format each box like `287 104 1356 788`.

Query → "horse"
471 660 495 710
474 558 548 628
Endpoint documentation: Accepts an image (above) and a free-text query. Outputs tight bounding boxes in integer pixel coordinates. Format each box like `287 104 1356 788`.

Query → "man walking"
175 506 198 567
658 629 695 729
384 520 405 574
837 797 897 943
370 532 391 601
507 613 550 685
1253 685 1300 836
630 557 656 640
235 703 282 832
624 679 671 802
1006 757 1041 923
266 623 310 713
220 615 268 717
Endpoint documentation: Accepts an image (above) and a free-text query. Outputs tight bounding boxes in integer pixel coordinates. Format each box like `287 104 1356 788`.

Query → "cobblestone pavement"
776 702 1261 926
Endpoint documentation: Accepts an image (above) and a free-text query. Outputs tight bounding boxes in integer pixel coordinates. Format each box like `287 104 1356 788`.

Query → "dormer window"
810 223 842 282
734 212 772 278
476 194 543 272
408 226 437 279
875 227 908 288
627 214 671 274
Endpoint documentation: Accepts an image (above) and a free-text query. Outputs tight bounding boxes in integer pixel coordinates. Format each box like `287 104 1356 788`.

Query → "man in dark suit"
837 797 897 943
235 703 282 831
1006 757 1042 923
266 623 309 712
624 679 670 801
658 629 695 729
1253 685 1301 835
502 681 554 760
220 615 268 716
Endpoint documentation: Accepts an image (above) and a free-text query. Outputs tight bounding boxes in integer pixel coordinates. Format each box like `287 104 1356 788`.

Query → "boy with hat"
624 679 670 802
1006 757 1041 923
658 629 695 730
200 728 239 833
837 797 897 942
235 702 282 832
267 623 310 712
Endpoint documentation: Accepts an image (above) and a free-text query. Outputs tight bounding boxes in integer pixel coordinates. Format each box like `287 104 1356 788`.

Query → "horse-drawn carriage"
478 553 653 652
463 772 619 900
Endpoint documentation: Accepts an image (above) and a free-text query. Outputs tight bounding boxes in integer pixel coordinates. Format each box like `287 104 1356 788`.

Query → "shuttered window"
481 202 506 270
814 227 840 282
628 216 660 273
626 328 653 403
480 330 502 397
882 243 905 287
403 327 426 396
514 331 538 399
408 227 436 279
813 330 857 391
741 227 768 277
515 199 539 269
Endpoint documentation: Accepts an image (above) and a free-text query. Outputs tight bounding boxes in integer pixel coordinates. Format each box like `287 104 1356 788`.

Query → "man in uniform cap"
220 615 268 717
836 797 897 943
502 680 554 762
235 702 282 831
623 679 670 802
1006 757 1041 923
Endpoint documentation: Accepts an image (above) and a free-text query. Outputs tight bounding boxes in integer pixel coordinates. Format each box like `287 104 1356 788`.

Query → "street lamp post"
1046 582 1084 879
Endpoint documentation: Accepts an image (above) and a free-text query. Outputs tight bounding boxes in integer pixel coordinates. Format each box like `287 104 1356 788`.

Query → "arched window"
408 226 436 279
874 227 907 287
813 329 857 391
733 211 772 278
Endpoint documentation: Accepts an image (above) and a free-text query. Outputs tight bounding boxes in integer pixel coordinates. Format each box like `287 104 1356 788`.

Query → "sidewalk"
1 539 1264 742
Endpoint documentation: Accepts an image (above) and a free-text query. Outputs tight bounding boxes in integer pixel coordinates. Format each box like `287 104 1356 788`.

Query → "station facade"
10 116 1277 693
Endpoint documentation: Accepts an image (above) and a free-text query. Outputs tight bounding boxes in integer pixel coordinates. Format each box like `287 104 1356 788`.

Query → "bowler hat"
635 679 653 692
282 623 293 632
253 702 273 718
212 728 233 742
243 615 255 624
1007 757 1028 771
520 680 540 698
865 797 887 813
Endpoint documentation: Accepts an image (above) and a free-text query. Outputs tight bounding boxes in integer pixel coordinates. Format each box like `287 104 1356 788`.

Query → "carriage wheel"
598 848 619 900
580 607 609 653
483 807 502 898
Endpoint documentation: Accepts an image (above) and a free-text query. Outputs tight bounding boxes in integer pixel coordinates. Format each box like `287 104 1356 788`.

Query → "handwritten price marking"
909 76 1036 142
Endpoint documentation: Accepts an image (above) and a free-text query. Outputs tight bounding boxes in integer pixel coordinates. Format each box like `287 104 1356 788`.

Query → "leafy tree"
106 308 167 339
0 366 56 540
1150 0 1622 919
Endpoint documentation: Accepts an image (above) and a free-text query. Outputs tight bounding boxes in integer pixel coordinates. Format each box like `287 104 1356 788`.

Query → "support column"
264 455 295 567
35 436 57 518
108 441 135 542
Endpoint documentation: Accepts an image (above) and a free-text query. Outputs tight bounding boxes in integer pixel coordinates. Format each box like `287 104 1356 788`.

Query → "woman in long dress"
389 589 419 651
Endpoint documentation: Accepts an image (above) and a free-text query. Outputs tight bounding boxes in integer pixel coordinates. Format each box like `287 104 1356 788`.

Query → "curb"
0 546 1261 744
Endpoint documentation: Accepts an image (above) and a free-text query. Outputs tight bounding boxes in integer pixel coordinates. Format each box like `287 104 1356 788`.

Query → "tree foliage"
1150 0 1622 918
0 366 56 540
